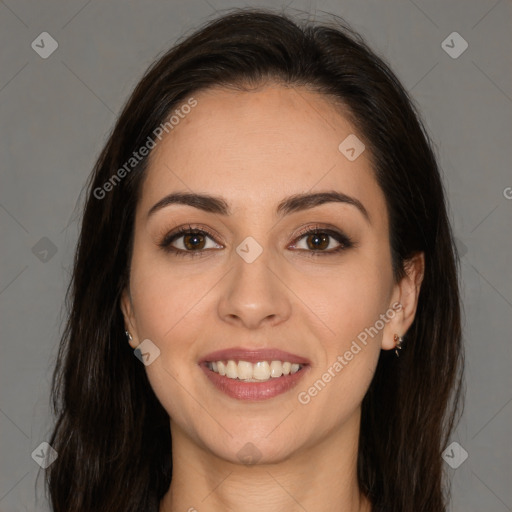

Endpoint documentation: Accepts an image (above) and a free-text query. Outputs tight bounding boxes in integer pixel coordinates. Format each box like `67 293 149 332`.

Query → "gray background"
1 1 511 510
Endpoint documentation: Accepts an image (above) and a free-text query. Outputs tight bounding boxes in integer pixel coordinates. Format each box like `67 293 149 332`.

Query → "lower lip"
200 364 309 401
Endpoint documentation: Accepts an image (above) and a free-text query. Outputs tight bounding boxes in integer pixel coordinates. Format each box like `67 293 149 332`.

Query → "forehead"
138 84 386 222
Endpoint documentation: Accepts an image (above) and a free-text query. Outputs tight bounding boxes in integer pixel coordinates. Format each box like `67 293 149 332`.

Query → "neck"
159 412 372 512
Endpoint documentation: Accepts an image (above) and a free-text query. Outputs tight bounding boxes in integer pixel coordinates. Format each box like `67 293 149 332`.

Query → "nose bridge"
217 237 291 329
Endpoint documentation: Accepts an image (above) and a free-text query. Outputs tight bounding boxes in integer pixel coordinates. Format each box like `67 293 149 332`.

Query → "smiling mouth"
205 360 305 382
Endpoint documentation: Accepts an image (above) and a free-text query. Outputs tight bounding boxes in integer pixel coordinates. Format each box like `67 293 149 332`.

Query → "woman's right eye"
159 227 223 257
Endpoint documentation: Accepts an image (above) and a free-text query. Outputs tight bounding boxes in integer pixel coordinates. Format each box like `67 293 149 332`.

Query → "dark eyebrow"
147 190 370 223
277 191 370 223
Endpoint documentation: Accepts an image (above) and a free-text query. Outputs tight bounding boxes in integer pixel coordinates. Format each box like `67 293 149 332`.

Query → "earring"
125 330 133 342
393 334 403 357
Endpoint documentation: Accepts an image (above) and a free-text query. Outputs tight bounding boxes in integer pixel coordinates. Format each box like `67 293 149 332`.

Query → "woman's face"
122 84 419 464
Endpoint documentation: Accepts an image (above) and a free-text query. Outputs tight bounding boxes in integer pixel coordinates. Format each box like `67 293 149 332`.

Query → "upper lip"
199 347 311 365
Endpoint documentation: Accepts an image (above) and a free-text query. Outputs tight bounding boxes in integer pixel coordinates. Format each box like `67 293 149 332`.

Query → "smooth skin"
121 83 424 512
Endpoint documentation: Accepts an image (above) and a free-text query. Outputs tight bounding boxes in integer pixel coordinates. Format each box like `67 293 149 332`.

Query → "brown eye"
290 227 354 256
159 226 223 256
305 233 330 251
182 232 206 251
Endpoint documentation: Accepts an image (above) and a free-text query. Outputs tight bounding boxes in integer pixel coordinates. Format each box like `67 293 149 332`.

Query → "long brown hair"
46 8 464 511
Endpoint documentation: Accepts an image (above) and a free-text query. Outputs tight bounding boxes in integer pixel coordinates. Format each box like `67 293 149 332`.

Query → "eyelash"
158 223 354 258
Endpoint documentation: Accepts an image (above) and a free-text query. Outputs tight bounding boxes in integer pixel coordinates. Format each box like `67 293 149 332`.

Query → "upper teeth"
207 360 303 381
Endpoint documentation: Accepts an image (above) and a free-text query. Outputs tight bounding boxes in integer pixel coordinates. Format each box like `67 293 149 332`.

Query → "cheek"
306 254 392 396
293 266 389 429
128 243 213 341
291 257 392 411
128 258 212 427
299 256 392 349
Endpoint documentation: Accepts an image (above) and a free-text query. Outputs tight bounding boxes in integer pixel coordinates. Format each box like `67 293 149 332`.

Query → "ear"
120 286 139 349
381 252 425 350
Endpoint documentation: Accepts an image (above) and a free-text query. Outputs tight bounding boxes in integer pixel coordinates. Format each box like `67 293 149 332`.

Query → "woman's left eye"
290 228 353 255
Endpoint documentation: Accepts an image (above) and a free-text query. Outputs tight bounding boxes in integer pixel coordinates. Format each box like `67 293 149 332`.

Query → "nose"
217 246 292 330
